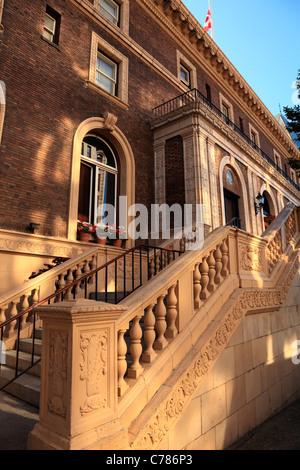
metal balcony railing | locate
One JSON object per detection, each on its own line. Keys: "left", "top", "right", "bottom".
{"left": 153, "top": 88, "right": 300, "bottom": 193}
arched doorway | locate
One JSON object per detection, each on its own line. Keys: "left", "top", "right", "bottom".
{"left": 219, "top": 156, "right": 250, "bottom": 233}
{"left": 222, "top": 165, "right": 244, "bottom": 229}
{"left": 69, "top": 117, "right": 135, "bottom": 244}
{"left": 262, "top": 190, "right": 276, "bottom": 229}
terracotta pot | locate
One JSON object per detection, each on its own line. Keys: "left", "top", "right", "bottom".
{"left": 78, "top": 231, "right": 90, "bottom": 242}
{"left": 112, "top": 239, "right": 122, "bottom": 247}
{"left": 96, "top": 237, "right": 107, "bottom": 245}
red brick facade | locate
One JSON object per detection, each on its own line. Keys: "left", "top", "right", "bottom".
{"left": 0, "top": 0, "right": 299, "bottom": 240}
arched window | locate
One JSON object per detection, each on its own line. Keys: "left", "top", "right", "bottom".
{"left": 78, "top": 135, "right": 118, "bottom": 225}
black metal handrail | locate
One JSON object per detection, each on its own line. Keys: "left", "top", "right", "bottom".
{"left": 153, "top": 88, "right": 300, "bottom": 193}
{"left": 0, "top": 243, "right": 183, "bottom": 387}
{"left": 226, "top": 217, "right": 242, "bottom": 229}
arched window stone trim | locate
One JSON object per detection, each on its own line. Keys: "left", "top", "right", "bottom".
{"left": 69, "top": 116, "right": 135, "bottom": 246}
{"left": 219, "top": 155, "right": 251, "bottom": 233}
{"left": 0, "top": 0, "right": 5, "bottom": 33}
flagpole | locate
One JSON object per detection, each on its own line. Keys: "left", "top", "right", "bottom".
{"left": 209, "top": 0, "right": 215, "bottom": 40}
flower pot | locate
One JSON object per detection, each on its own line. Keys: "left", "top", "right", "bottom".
{"left": 78, "top": 231, "right": 90, "bottom": 242}
{"left": 96, "top": 237, "right": 107, "bottom": 245}
{"left": 112, "top": 239, "right": 122, "bottom": 247}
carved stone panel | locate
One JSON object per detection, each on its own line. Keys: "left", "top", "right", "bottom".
{"left": 48, "top": 329, "right": 68, "bottom": 418}
{"left": 80, "top": 329, "right": 109, "bottom": 415}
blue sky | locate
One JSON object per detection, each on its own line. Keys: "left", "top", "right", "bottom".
{"left": 182, "top": 0, "right": 300, "bottom": 117}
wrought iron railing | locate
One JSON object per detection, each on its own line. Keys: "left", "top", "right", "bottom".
{"left": 153, "top": 88, "right": 300, "bottom": 193}
{"left": 0, "top": 243, "right": 183, "bottom": 388}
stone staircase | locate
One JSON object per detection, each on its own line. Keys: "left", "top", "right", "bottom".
{"left": 0, "top": 328, "right": 42, "bottom": 407}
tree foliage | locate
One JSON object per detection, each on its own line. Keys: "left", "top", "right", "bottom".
{"left": 283, "top": 70, "right": 300, "bottom": 170}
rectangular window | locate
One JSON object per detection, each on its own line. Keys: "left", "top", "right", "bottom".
{"left": 206, "top": 84, "right": 211, "bottom": 103}
{"left": 43, "top": 6, "right": 61, "bottom": 45}
{"left": 96, "top": 52, "right": 117, "bottom": 95}
{"left": 250, "top": 131, "right": 257, "bottom": 147}
{"left": 180, "top": 64, "right": 190, "bottom": 87}
{"left": 239, "top": 117, "right": 244, "bottom": 134}
{"left": 100, "top": 0, "right": 119, "bottom": 25}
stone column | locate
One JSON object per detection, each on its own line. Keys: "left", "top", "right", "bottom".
{"left": 154, "top": 142, "right": 165, "bottom": 206}
{"left": 28, "top": 299, "right": 129, "bottom": 451}
{"left": 207, "top": 138, "right": 219, "bottom": 230}
{"left": 247, "top": 168, "right": 257, "bottom": 236}
{"left": 198, "top": 130, "right": 212, "bottom": 229}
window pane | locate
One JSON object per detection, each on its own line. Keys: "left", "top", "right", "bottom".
{"left": 44, "top": 14, "right": 55, "bottom": 33}
{"left": 96, "top": 71, "right": 115, "bottom": 94}
{"left": 43, "top": 29, "right": 53, "bottom": 42}
{"left": 97, "top": 57, "right": 115, "bottom": 79}
{"left": 100, "top": 0, "right": 118, "bottom": 24}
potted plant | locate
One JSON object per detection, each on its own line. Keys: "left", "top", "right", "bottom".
{"left": 95, "top": 223, "right": 111, "bottom": 245}
{"left": 109, "top": 224, "right": 127, "bottom": 247}
{"left": 77, "top": 220, "right": 94, "bottom": 242}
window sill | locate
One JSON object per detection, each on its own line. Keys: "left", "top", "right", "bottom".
{"left": 41, "top": 35, "right": 60, "bottom": 51}
{"left": 85, "top": 80, "right": 129, "bottom": 110}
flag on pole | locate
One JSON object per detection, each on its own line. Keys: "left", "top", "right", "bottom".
{"left": 204, "top": 9, "right": 212, "bottom": 33}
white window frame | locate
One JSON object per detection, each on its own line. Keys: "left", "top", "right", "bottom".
{"left": 43, "top": 13, "right": 56, "bottom": 42}
{"left": 180, "top": 64, "right": 190, "bottom": 87}
{"left": 99, "top": 0, "right": 119, "bottom": 25}
{"left": 96, "top": 52, "right": 117, "bottom": 96}
{"left": 89, "top": 32, "right": 128, "bottom": 105}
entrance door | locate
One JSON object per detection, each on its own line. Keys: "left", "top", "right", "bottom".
{"left": 224, "top": 189, "right": 241, "bottom": 228}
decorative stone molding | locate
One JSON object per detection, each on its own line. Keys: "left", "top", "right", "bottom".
{"left": 130, "top": 256, "right": 300, "bottom": 450}
{"left": 103, "top": 112, "right": 118, "bottom": 132}
{"left": 0, "top": 230, "right": 84, "bottom": 258}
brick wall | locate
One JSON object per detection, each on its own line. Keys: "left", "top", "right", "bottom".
{"left": 0, "top": 0, "right": 296, "bottom": 239}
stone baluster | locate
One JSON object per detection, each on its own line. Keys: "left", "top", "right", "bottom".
{"left": 117, "top": 328, "right": 129, "bottom": 396}
{"left": 90, "top": 255, "right": 97, "bottom": 285}
{"left": 149, "top": 258, "right": 155, "bottom": 279}
{"left": 200, "top": 256, "right": 209, "bottom": 300}
{"left": 6, "top": 301, "right": 18, "bottom": 338}
{"left": 166, "top": 284, "right": 178, "bottom": 339}
{"left": 64, "top": 269, "right": 74, "bottom": 300}
{"left": 156, "top": 253, "right": 161, "bottom": 274}
{"left": 193, "top": 262, "right": 202, "bottom": 309}
{"left": 75, "top": 264, "right": 83, "bottom": 298}
{"left": 214, "top": 244, "right": 223, "bottom": 285}
{"left": 221, "top": 238, "right": 229, "bottom": 277}
{"left": 20, "top": 294, "right": 30, "bottom": 329}
{"left": 32, "top": 288, "right": 39, "bottom": 304}
{"left": 0, "top": 305, "right": 7, "bottom": 326}
{"left": 207, "top": 250, "right": 216, "bottom": 293}
{"left": 127, "top": 315, "right": 143, "bottom": 379}
{"left": 154, "top": 294, "right": 168, "bottom": 350}
{"left": 142, "top": 304, "right": 156, "bottom": 363}
{"left": 56, "top": 273, "right": 66, "bottom": 302}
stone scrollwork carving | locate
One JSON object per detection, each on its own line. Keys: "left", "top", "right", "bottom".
{"left": 80, "top": 330, "right": 108, "bottom": 415}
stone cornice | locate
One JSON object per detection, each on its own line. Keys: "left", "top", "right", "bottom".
{"left": 142, "top": 0, "right": 300, "bottom": 161}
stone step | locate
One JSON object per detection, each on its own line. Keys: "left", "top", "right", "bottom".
{"left": 19, "top": 338, "right": 42, "bottom": 356}
{"left": 0, "top": 366, "right": 40, "bottom": 408}
{"left": 3, "top": 350, "right": 41, "bottom": 377}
